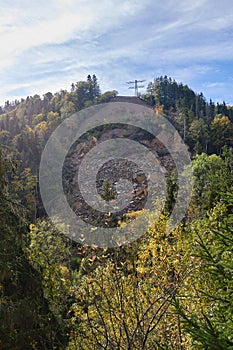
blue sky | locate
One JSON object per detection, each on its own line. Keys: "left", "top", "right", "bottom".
{"left": 1, "top": 0, "right": 233, "bottom": 106}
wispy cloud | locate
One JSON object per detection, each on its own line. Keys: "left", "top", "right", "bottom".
{"left": 1, "top": 0, "right": 233, "bottom": 105}
{"left": 203, "top": 82, "right": 225, "bottom": 88}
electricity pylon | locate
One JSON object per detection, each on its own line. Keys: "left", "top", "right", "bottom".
{"left": 126, "top": 79, "right": 145, "bottom": 96}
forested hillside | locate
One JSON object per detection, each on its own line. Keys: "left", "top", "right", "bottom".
{"left": 0, "top": 75, "right": 232, "bottom": 349}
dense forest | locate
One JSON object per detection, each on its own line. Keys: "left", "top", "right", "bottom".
{"left": 0, "top": 75, "right": 232, "bottom": 349}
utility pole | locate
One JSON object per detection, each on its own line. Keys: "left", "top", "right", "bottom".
{"left": 126, "top": 79, "right": 145, "bottom": 96}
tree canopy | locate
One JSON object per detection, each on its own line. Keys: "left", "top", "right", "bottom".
{"left": 0, "top": 75, "right": 232, "bottom": 349}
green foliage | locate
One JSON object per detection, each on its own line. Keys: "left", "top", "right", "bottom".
{"left": 26, "top": 221, "right": 72, "bottom": 321}
{"left": 143, "top": 76, "right": 233, "bottom": 154}
{"left": 210, "top": 114, "right": 233, "bottom": 153}
{"left": 100, "top": 180, "right": 117, "bottom": 201}
{"left": 164, "top": 170, "right": 178, "bottom": 215}
{"left": 187, "top": 118, "right": 209, "bottom": 154}
{"left": 191, "top": 153, "right": 231, "bottom": 212}
{"left": 96, "top": 90, "right": 118, "bottom": 103}
{"left": 68, "top": 216, "right": 193, "bottom": 349}
{"left": 11, "top": 167, "right": 37, "bottom": 220}
{"left": 1, "top": 75, "right": 233, "bottom": 349}
{"left": 145, "top": 76, "right": 198, "bottom": 112}
{"left": 175, "top": 193, "right": 233, "bottom": 349}
{"left": 0, "top": 147, "right": 67, "bottom": 349}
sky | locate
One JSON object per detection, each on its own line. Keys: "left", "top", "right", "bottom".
{"left": 1, "top": 0, "right": 233, "bottom": 106}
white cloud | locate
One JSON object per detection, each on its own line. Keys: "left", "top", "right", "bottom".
{"left": 1, "top": 0, "right": 233, "bottom": 105}
{"left": 203, "top": 82, "right": 224, "bottom": 88}
{"left": 0, "top": 0, "right": 149, "bottom": 70}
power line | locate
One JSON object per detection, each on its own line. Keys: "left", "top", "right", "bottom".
{"left": 126, "top": 79, "right": 146, "bottom": 96}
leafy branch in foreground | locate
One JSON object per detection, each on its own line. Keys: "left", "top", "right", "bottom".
{"left": 175, "top": 193, "right": 233, "bottom": 349}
